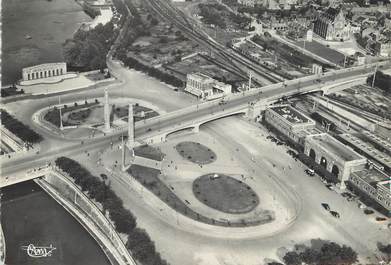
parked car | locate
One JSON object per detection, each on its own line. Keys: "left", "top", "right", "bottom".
{"left": 286, "top": 150, "right": 297, "bottom": 157}
{"left": 330, "top": 211, "right": 340, "bottom": 218}
{"left": 341, "top": 192, "right": 356, "bottom": 201}
{"left": 376, "top": 216, "right": 387, "bottom": 222}
{"left": 325, "top": 184, "right": 333, "bottom": 190}
{"left": 363, "top": 209, "right": 374, "bottom": 215}
{"left": 305, "top": 168, "right": 315, "bottom": 176}
{"left": 321, "top": 203, "right": 330, "bottom": 211}
{"left": 358, "top": 203, "right": 367, "bottom": 209}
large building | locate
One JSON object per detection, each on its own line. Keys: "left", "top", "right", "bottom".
{"left": 264, "top": 105, "right": 318, "bottom": 145}
{"left": 339, "top": 133, "right": 391, "bottom": 172}
{"left": 349, "top": 169, "right": 391, "bottom": 215}
{"left": 22, "top": 62, "right": 67, "bottom": 81}
{"left": 313, "top": 7, "right": 351, "bottom": 41}
{"left": 304, "top": 133, "right": 367, "bottom": 188}
{"left": 185, "top": 73, "right": 231, "bottom": 100}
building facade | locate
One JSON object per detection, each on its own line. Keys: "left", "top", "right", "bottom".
{"left": 349, "top": 169, "right": 391, "bottom": 215}
{"left": 185, "top": 73, "right": 231, "bottom": 100}
{"left": 304, "top": 133, "right": 367, "bottom": 188}
{"left": 264, "top": 105, "right": 317, "bottom": 145}
{"left": 379, "top": 40, "right": 391, "bottom": 57}
{"left": 313, "top": 8, "right": 351, "bottom": 41}
{"left": 22, "top": 62, "right": 67, "bottom": 81}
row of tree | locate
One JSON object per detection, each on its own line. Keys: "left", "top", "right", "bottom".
{"left": 283, "top": 242, "right": 357, "bottom": 265}
{"left": 1, "top": 109, "right": 42, "bottom": 144}
{"left": 55, "top": 157, "right": 168, "bottom": 265}
{"left": 116, "top": 52, "right": 184, "bottom": 87}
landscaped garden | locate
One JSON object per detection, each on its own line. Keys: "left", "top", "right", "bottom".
{"left": 44, "top": 100, "right": 100, "bottom": 127}
{"left": 127, "top": 165, "right": 271, "bottom": 227}
{"left": 43, "top": 100, "right": 159, "bottom": 128}
{"left": 134, "top": 145, "right": 165, "bottom": 161}
{"left": 193, "top": 174, "right": 259, "bottom": 214}
{"left": 175, "top": 141, "right": 217, "bottom": 165}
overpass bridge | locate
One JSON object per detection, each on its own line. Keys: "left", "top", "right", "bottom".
{"left": 2, "top": 60, "right": 390, "bottom": 187}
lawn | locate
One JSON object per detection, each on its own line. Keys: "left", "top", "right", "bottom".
{"left": 43, "top": 101, "right": 99, "bottom": 128}
{"left": 193, "top": 174, "right": 259, "bottom": 214}
{"left": 295, "top": 40, "right": 345, "bottom": 65}
{"left": 134, "top": 145, "right": 165, "bottom": 161}
{"left": 175, "top": 141, "right": 217, "bottom": 165}
{"left": 127, "top": 165, "right": 269, "bottom": 227}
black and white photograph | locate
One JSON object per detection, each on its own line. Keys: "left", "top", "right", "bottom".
{"left": 0, "top": 0, "right": 390, "bottom": 264}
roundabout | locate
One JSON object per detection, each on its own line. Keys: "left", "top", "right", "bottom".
{"left": 193, "top": 173, "right": 259, "bottom": 214}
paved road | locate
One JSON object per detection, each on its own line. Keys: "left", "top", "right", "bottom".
{"left": 2, "top": 61, "right": 390, "bottom": 185}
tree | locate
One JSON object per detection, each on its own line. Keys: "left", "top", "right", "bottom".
{"left": 300, "top": 248, "right": 319, "bottom": 264}
{"left": 283, "top": 251, "right": 302, "bottom": 265}
{"left": 378, "top": 243, "right": 391, "bottom": 260}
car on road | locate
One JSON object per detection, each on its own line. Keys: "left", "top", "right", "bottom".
{"left": 218, "top": 99, "right": 227, "bottom": 105}
{"left": 376, "top": 216, "right": 387, "bottom": 222}
{"left": 305, "top": 168, "right": 315, "bottom": 176}
{"left": 321, "top": 203, "right": 330, "bottom": 211}
{"left": 330, "top": 211, "right": 340, "bottom": 218}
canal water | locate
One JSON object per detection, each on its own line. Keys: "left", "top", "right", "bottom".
{"left": 1, "top": 181, "right": 111, "bottom": 265}
{"left": 1, "top": 0, "right": 91, "bottom": 86}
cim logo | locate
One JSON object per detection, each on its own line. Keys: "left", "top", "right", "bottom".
{"left": 21, "top": 244, "right": 56, "bottom": 258}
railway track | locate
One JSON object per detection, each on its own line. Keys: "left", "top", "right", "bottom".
{"left": 143, "top": 0, "right": 284, "bottom": 85}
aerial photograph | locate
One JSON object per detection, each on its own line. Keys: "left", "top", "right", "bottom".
{"left": 0, "top": 0, "right": 390, "bottom": 264}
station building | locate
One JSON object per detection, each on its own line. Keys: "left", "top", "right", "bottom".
{"left": 185, "top": 73, "right": 231, "bottom": 100}
{"left": 304, "top": 133, "right": 367, "bottom": 188}
{"left": 349, "top": 169, "right": 391, "bottom": 216}
{"left": 22, "top": 62, "right": 67, "bottom": 81}
{"left": 339, "top": 133, "right": 391, "bottom": 172}
{"left": 264, "top": 105, "right": 318, "bottom": 146}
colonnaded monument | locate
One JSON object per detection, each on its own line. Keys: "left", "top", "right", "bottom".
{"left": 22, "top": 62, "right": 67, "bottom": 81}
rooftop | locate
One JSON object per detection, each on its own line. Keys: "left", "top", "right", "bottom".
{"left": 270, "top": 105, "right": 312, "bottom": 125}
{"left": 308, "top": 133, "right": 365, "bottom": 162}
{"left": 340, "top": 133, "right": 391, "bottom": 168}
{"left": 188, "top": 72, "right": 215, "bottom": 83}
{"left": 352, "top": 169, "right": 390, "bottom": 189}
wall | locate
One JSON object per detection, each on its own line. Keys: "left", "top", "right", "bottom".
{"left": 37, "top": 170, "right": 136, "bottom": 265}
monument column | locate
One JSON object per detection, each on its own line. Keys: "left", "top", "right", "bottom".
{"left": 128, "top": 104, "right": 134, "bottom": 147}
{"left": 104, "top": 89, "right": 110, "bottom": 131}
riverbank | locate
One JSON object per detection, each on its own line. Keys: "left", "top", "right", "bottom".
{"left": 35, "top": 170, "right": 136, "bottom": 265}
{"left": 0, "top": 223, "right": 5, "bottom": 264}
{"left": 2, "top": 0, "right": 92, "bottom": 86}
{"left": 1, "top": 181, "right": 111, "bottom": 265}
